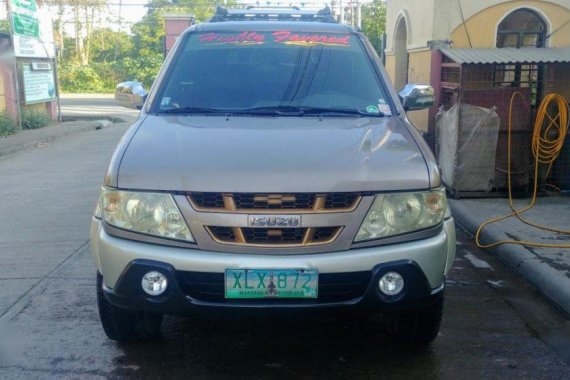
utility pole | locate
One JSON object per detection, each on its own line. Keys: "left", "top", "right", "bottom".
{"left": 340, "top": 0, "right": 344, "bottom": 24}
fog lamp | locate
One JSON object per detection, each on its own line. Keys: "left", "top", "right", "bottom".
{"left": 141, "top": 271, "right": 168, "bottom": 296}
{"left": 378, "top": 272, "right": 404, "bottom": 296}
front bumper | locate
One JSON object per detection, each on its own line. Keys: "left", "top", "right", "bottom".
{"left": 101, "top": 259, "right": 444, "bottom": 316}
{"left": 91, "top": 218, "right": 455, "bottom": 314}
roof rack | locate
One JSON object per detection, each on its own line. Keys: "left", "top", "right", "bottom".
{"left": 209, "top": 6, "right": 337, "bottom": 23}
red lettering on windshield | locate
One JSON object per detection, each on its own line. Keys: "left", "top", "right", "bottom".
{"left": 272, "top": 31, "right": 350, "bottom": 46}
{"left": 197, "top": 31, "right": 350, "bottom": 47}
{"left": 199, "top": 32, "right": 265, "bottom": 45}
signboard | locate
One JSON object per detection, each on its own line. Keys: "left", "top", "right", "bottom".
{"left": 11, "top": 0, "right": 39, "bottom": 38}
{"left": 10, "top": 0, "right": 55, "bottom": 58}
{"left": 22, "top": 62, "right": 56, "bottom": 104}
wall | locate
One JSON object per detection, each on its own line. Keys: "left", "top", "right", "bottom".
{"left": 385, "top": 0, "right": 436, "bottom": 52}
{"left": 385, "top": 0, "right": 437, "bottom": 133}
{"left": 0, "top": 71, "right": 5, "bottom": 112}
{"left": 0, "top": 63, "right": 17, "bottom": 120}
{"left": 164, "top": 14, "right": 194, "bottom": 56}
{"left": 385, "top": 0, "right": 570, "bottom": 134}
{"left": 385, "top": 50, "right": 432, "bottom": 132}
{"left": 406, "top": 50, "right": 433, "bottom": 132}
{"left": 448, "top": 1, "right": 570, "bottom": 48}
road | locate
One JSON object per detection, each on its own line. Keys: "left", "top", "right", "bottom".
{"left": 1, "top": 115, "right": 570, "bottom": 378}
{"left": 60, "top": 94, "right": 140, "bottom": 119}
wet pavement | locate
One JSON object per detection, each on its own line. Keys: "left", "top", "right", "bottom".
{"left": 1, "top": 121, "right": 570, "bottom": 379}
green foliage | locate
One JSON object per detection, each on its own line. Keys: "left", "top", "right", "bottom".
{"left": 59, "top": 62, "right": 105, "bottom": 92}
{"left": 0, "top": 19, "right": 9, "bottom": 33}
{"left": 121, "top": 53, "right": 164, "bottom": 89}
{"left": 21, "top": 110, "right": 50, "bottom": 130}
{"left": 59, "top": 0, "right": 239, "bottom": 93}
{"left": 178, "top": 0, "right": 238, "bottom": 22}
{"left": 131, "top": 0, "right": 169, "bottom": 55}
{"left": 361, "top": 0, "right": 387, "bottom": 56}
{"left": 0, "top": 113, "right": 17, "bottom": 137}
{"left": 90, "top": 28, "right": 133, "bottom": 62}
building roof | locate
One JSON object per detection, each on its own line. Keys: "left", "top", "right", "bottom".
{"left": 440, "top": 47, "right": 570, "bottom": 64}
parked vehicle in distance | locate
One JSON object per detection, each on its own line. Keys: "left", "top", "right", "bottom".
{"left": 92, "top": 6, "right": 455, "bottom": 346}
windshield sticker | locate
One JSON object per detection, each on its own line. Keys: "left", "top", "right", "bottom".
{"left": 198, "top": 32, "right": 265, "bottom": 45}
{"left": 378, "top": 104, "right": 392, "bottom": 116}
{"left": 198, "top": 31, "right": 351, "bottom": 47}
{"left": 366, "top": 105, "right": 380, "bottom": 114}
{"left": 272, "top": 31, "right": 350, "bottom": 46}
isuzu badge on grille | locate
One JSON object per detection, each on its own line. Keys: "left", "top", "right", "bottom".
{"left": 248, "top": 215, "right": 301, "bottom": 228}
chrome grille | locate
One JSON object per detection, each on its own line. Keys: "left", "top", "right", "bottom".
{"left": 206, "top": 226, "right": 342, "bottom": 247}
{"left": 234, "top": 193, "right": 315, "bottom": 210}
{"left": 189, "top": 192, "right": 361, "bottom": 213}
{"left": 190, "top": 192, "right": 225, "bottom": 208}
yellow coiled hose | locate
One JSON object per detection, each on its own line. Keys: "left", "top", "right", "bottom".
{"left": 475, "top": 92, "right": 570, "bottom": 249}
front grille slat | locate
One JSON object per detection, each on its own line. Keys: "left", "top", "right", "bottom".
{"left": 207, "top": 226, "right": 341, "bottom": 247}
{"left": 189, "top": 192, "right": 360, "bottom": 212}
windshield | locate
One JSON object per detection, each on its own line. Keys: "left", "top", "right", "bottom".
{"left": 155, "top": 30, "right": 392, "bottom": 116}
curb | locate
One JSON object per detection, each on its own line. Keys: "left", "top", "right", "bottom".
{"left": 450, "top": 201, "right": 570, "bottom": 316}
{"left": 0, "top": 120, "right": 112, "bottom": 160}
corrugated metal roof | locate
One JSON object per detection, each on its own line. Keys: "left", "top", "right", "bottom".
{"left": 440, "top": 47, "right": 570, "bottom": 64}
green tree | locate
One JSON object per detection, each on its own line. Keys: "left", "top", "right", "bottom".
{"left": 90, "top": 28, "right": 133, "bottom": 62}
{"left": 131, "top": 0, "right": 170, "bottom": 57}
{"left": 177, "top": 0, "right": 238, "bottom": 23}
{"left": 361, "top": 0, "right": 386, "bottom": 56}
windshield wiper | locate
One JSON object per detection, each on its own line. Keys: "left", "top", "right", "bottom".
{"left": 235, "top": 106, "right": 385, "bottom": 117}
{"left": 301, "top": 106, "right": 385, "bottom": 117}
{"left": 159, "top": 106, "right": 229, "bottom": 115}
{"left": 233, "top": 105, "right": 306, "bottom": 116}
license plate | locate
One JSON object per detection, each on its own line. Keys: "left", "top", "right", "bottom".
{"left": 225, "top": 269, "right": 318, "bottom": 299}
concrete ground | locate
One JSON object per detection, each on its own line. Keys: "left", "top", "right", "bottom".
{"left": 0, "top": 93, "right": 136, "bottom": 160}
{"left": 450, "top": 197, "right": 570, "bottom": 315}
{"left": 0, "top": 119, "right": 569, "bottom": 377}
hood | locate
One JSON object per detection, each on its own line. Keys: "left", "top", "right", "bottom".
{"left": 117, "top": 115, "right": 429, "bottom": 192}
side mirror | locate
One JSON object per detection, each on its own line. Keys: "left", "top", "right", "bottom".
{"left": 115, "top": 81, "right": 148, "bottom": 110}
{"left": 398, "top": 84, "right": 435, "bottom": 111}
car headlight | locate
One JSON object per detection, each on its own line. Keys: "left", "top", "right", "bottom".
{"left": 355, "top": 188, "right": 447, "bottom": 242}
{"left": 98, "top": 189, "right": 194, "bottom": 242}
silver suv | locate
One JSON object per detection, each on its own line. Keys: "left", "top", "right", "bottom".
{"left": 92, "top": 7, "right": 455, "bottom": 345}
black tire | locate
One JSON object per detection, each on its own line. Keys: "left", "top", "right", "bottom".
{"left": 383, "top": 293, "right": 444, "bottom": 346}
{"left": 97, "top": 272, "right": 163, "bottom": 342}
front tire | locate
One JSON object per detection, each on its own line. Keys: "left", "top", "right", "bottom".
{"left": 383, "top": 293, "right": 444, "bottom": 346}
{"left": 97, "top": 272, "right": 163, "bottom": 342}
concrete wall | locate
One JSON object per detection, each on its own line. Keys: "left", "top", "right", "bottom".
{"left": 436, "top": 0, "right": 570, "bottom": 45}
{"left": 384, "top": 49, "right": 433, "bottom": 132}
{"left": 406, "top": 50, "right": 433, "bottom": 132}
{"left": 164, "top": 14, "right": 194, "bottom": 56}
{"left": 449, "top": 1, "right": 570, "bottom": 48}
{"left": 385, "top": 0, "right": 435, "bottom": 52}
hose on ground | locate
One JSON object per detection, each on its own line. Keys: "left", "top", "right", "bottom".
{"left": 475, "top": 92, "right": 570, "bottom": 249}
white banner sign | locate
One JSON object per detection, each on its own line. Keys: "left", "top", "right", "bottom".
{"left": 10, "top": 0, "right": 55, "bottom": 58}
{"left": 22, "top": 62, "right": 56, "bottom": 104}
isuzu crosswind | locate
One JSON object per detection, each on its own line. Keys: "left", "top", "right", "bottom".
{"left": 92, "top": 6, "right": 456, "bottom": 345}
